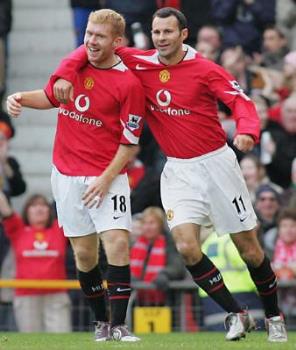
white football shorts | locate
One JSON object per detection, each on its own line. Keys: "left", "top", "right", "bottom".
{"left": 51, "top": 166, "right": 131, "bottom": 237}
{"left": 160, "top": 145, "right": 257, "bottom": 236}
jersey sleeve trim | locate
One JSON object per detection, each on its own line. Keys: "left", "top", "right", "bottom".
{"left": 120, "top": 119, "right": 140, "bottom": 144}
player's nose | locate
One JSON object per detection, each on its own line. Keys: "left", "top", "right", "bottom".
{"left": 158, "top": 32, "right": 166, "bottom": 41}
{"left": 88, "top": 35, "right": 97, "bottom": 45}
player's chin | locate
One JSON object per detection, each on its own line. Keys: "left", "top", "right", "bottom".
{"left": 87, "top": 50, "right": 101, "bottom": 60}
{"left": 87, "top": 55, "right": 101, "bottom": 66}
{"left": 158, "top": 46, "right": 172, "bottom": 57}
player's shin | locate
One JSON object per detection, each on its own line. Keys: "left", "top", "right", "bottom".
{"left": 187, "top": 254, "right": 242, "bottom": 313}
{"left": 246, "top": 255, "right": 280, "bottom": 318}
{"left": 107, "top": 264, "right": 131, "bottom": 327}
{"left": 77, "top": 265, "right": 108, "bottom": 322}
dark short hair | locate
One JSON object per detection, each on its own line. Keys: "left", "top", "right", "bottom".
{"left": 278, "top": 208, "right": 296, "bottom": 225}
{"left": 198, "top": 24, "right": 223, "bottom": 41}
{"left": 264, "top": 25, "right": 286, "bottom": 39}
{"left": 255, "top": 184, "right": 281, "bottom": 202}
{"left": 152, "top": 7, "right": 187, "bottom": 30}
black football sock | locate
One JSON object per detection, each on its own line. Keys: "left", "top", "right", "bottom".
{"left": 187, "top": 254, "right": 242, "bottom": 313}
{"left": 77, "top": 265, "right": 108, "bottom": 322}
{"left": 247, "top": 256, "right": 280, "bottom": 318}
{"left": 107, "top": 264, "right": 131, "bottom": 328}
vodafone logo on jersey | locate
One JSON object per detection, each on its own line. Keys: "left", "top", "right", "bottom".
{"left": 59, "top": 93, "right": 103, "bottom": 128}
{"left": 151, "top": 89, "right": 190, "bottom": 116}
{"left": 75, "top": 94, "right": 90, "bottom": 112}
{"left": 156, "top": 90, "right": 171, "bottom": 107}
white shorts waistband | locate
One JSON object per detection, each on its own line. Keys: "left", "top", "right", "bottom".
{"left": 167, "top": 144, "right": 228, "bottom": 163}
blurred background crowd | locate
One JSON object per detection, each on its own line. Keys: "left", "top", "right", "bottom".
{"left": 0, "top": 0, "right": 295, "bottom": 333}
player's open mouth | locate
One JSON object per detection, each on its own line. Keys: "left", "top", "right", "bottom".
{"left": 88, "top": 47, "right": 100, "bottom": 53}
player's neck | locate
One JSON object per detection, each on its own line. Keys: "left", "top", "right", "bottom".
{"left": 158, "top": 48, "right": 187, "bottom": 66}
{"left": 92, "top": 54, "right": 120, "bottom": 69}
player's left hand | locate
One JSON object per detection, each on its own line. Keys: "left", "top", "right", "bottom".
{"left": 233, "top": 134, "right": 255, "bottom": 153}
{"left": 53, "top": 79, "right": 74, "bottom": 104}
{"left": 82, "top": 175, "right": 112, "bottom": 209}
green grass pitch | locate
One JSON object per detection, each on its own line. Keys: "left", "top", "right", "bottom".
{"left": 0, "top": 332, "right": 295, "bottom": 350}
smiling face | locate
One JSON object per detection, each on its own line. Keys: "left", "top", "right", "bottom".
{"left": 151, "top": 15, "right": 188, "bottom": 64}
{"left": 255, "top": 191, "right": 279, "bottom": 221}
{"left": 84, "top": 21, "right": 121, "bottom": 68}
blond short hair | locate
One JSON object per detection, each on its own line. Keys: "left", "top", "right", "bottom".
{"left": 88, "top": 9, "right": 125, "bottom": 37}
{"left": 142, "top": 207, "right": 166, "bottom": 228}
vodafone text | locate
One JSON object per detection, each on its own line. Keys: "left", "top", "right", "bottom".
{"left": 58, "top": 107, "right": 103, "bottom": 127}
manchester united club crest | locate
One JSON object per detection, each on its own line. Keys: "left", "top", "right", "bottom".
{"left": 159, "top": 69, "right": 170, "bottom": 83}
{"left": 166, "top": 209, "right": 174, "bottom": 221}
{"left": 33, "top": 231, "right": 48, "bottom": 250}
{"left": 84, "top": 77, "right": 94, "bottom": 90}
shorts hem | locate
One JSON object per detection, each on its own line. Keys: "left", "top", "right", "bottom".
{"left": 168, "top": 218, "right": 205, "bottom": 230}
{"left": 216, "top": 223, "right": 257, "bottom": 236}
{"left": 97, "top": 225, "right": 131, "bottom": 234}
{"left": 64, "top": 225, "right": 131, "bottom": 237}
{"left": 63, "top": 229, "right": 98, "bottom": 238}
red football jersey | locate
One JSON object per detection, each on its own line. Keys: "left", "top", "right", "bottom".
{"left": 52, "top": 45, "right": 260, "bottom": 158}
{"left": 45, "top": 60, "right": 145, "bottom": 176}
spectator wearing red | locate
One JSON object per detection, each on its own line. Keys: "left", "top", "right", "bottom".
{"left": 272, "top": 208, "right": 296, "bottom": 315}
{"left": 273, "top": 208, "right": 296, "bottom": 278}
{"left": 0, "top": 192, "right": 71, "bottom": 332}
{"left": 130, "top": 207, "right": 185, "bottom": 305}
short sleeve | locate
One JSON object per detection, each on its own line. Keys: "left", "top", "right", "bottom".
{"left": 119, "top": 74, "right": 145, "bottom": 145}
{"left": 44, "top": 77, "right": 60, "bottom": 108}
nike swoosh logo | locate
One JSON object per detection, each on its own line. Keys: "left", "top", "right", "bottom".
{"left": 269, "top": 280, "right": 277, "bottom": 289}
{"left": 240, "top": 217, "right": 248, "bottom": 222}
{"left": 113, "top": 216, "right": 123, "bottom": 220}
{"left": 116, "top": 287, "right": 131, "bottom": 292}
{"left": 135, "top": 64, "right": 147, "bottom": 70}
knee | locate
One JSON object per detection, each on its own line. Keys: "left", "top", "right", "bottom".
{"left": 112, "top": 236, "right": 129, "bottom": 256}
{"left": 105, "top": 235, "right": 129, "bottom": 265}
{"left": 74, "top": 246, "right": 97, "bottom": 270}
{"left": 239, "top": 246, "right": 264, "bottom": 267}
{"left": 175, "top": 241, "right": 202, "bottom": 264}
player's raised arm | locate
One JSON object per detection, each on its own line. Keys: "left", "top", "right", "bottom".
{"left": 6, "top": 90, "right": 53, "bottom": 118}
{"left": 52, "top": 45, "right": 88, "bottom": 84}
{"left": 51, "top": 45, "right": 146, "bottom": 104}
{"left": 50, "top": 45, "right": 88, "bottom": 103}
{"left": 207, "top": 62, "right": 260, "bottom": 152}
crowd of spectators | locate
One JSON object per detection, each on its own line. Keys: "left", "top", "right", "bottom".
{"left": 0, "top": 0, "right": 295, "bottom": 332}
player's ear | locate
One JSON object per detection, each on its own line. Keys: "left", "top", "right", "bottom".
{"left": 181, "top": 28, "right": 188, "bottom": 42}
{"left": 113, "top": 36, "right": 123, "bottom": 48}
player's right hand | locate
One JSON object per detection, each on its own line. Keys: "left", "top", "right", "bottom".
{"left": 6, "top": 93, "right": 22, "bottom": 118}
{"left": 53, "top": 79, "right": 74, "bottom": 104}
